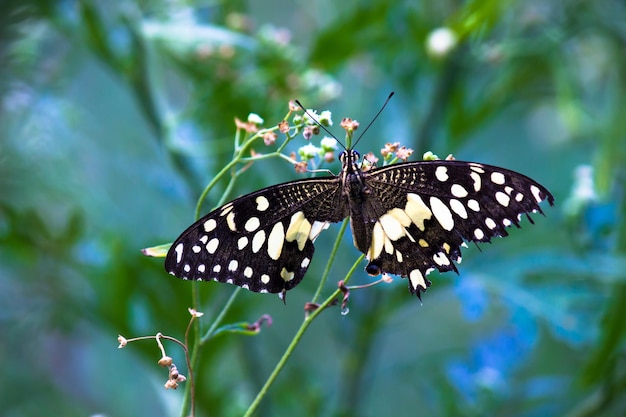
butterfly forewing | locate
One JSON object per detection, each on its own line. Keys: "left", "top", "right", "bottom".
{"left": 165, "top": 176, "right": 347, "bottom": 294}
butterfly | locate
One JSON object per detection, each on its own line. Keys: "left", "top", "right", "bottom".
{"left": 165, "top": 133, "right": 553, "bottom": 299}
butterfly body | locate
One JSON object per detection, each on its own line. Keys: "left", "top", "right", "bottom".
{"left": 165, "top": 149, "right": 553, "bottom": 298}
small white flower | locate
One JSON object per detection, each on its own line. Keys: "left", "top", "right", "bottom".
{"left": 299, "top": 143, "right": 322, "bottom": 160}
{"left": 320, "top": 137, "right": 338, "bottom": 151}
{"left": 247, "top": 113, "right": 264, "bottom": 125}
{"left": 426, "top": 27, "right": 458, "bottom": 58}
{"left": 318, "top": 110, "right": 333, "bottom": 126}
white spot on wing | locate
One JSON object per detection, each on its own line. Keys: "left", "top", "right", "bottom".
{"left": 203, "top": 219, "right": 217, "bottom": 232}
{"left": 409, "top": 269, "right": 426, "bottom": 291}
{"left": 435, "top": 166, "right": 449, "bottom": 182}
{"left": 174, "top": 243, "right": 184, "bottom": 263}
{"left": 470, "top": 172, "right": 482, "bottom": 192}
{"left": 226, "top": 212, "right": 237, "bottom": 231}
{"left": 449, "top": 199, "right": 468, "bottom": 219}
{"left": 467, "top": 199, "right": 480, "bottom": 212}
{"left": 192, "top": 245, "right": 201, "bottom": 253}
{"left": 495, "top": 191, "right": 511, "bottom": 207}
{"left": 206, "top": 238, "right": 219, "bottom": 254}
{"left": 261, "top": 274, "right": 270, "bottom": 284}
{"left": 433, "top": 252, "right": 450, "bottom": 266}
{"left": 244, "top": 217, "right": 261, "bottom": 232}
{"left": 228, "top": 260, "right": 238, "bottom": 271}
{"left": 430, "top": 196, "right": 454, "bottom": 231}
{"left": 405, "top": 193, "right": 432, "bottom": 231}
{"left": 286, "top": 211, "right": 312, "bottom": 251}
{"left": 267, "top": 222, "right": 285, "bottom": 260}
{"left": 368, "top": 222, "right": 385, "bottom": 260}
{"left": 309, "top": 221, "right": 330, "bottom": 241}
{"left": 244, "top": 266, "right": 253, "bottom": 278}
{"left": 530, "top": 185, "right": 542, "bottom": 202}
{"left": 237, "top": 236, "right": 249, "bottom": 250}
{"left": 256, "top": 196, "right": 270, "bottom": 211}
{"left": 252, "top": 230, "right": 266, "bottom": 253}
{"left": 491, "top": 171, "right": 506, "bottom": 185}
{"left": 451, "top": 184, "right": 468, "bottom": 198}
{"left": 301, "top": 257, "right": 310, "bottom": 268}
{"left": 485, "top": 217, "right": 497, "bottom": 229}
{"left": 198, "top": 264, "right": 206, "bottom": 272}
{"left": 474, "top": 228, "right": 485, "bottom": 240}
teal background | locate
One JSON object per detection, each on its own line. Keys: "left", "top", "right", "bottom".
{"left": 1, "top": 1, "right": 625, "bottom": 416}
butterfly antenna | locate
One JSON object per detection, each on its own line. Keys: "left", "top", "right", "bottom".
{"left": 351, "top": 92, "right": 394, "bottom": 149}
{"left": 294, "top": 99, "right": 346, "bottom": 151}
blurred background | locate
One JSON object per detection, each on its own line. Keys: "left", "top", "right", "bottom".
{"left": 1, "top": 1, "right": 625, "bottom": 416}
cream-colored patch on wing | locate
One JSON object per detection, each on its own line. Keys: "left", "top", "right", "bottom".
{"left": 485, "top": 217, "right": 497, "bottom": 230}
{"left": 396, "top": 251, "right": 403, "bottom": 263}
{"left": 220, "top": 204, "right": 233, "bottom": 216}
{"left": 255, "top": 196, "right": 270, "bottom": 211}
{"left": 379, "top": 213, "right": 406, "bottom": 241}
{"left": 430, "top": 196, "right": 454, "bottom": 231}
{"left": 280, "top": 267, "right": 295, "bottom": 282}
{"left": 418, "top": 238, "right": 429, "bottom": 247}
{"left": 261, "top": 274, "right": 270, "bottom": 284}
{"left": 470, "top": 172, "right": 482, "bottom": 192}
{"left": 470, "top": 163, "right": 485, "bottom": 174}
{"left": 285, "top": 211, "right": 312, "bottom": 251}
{"left": 409, "top": 269, "right": 426, "bottom": 291}
{"left": 368, "top": 222, "right": 385, "bottom": 260}
{"left": 252, "top": 230, "right": 266, "bottom": 253}
{"left": 228, "top": 260, "right": 238, "bottom": 271}
{"left": 405, "top": 193, "right": 432, "bottom": 231}
{"left": 384, "top": 236, "right": 394, "bottom": 255}
{"left": 226, "top": 212, "right": 237, "bottom": 231}
{"left": 267, "top": 222, "right": 285, "bottom": 260}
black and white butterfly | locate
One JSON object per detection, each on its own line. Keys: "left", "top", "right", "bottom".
{"left": 165, "top": 134, "right": 554, "bottom": 299}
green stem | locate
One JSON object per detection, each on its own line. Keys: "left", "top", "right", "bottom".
{"left": 312, "top": 219, "right": 349, "bottom": 304}
{"left": 243, "top": 254, "right": 364, "bottom": 417}
{"left": 201, "top": 287, "right": 242, "bottom": 344}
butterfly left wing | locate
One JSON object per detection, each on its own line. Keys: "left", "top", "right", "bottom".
{"left": 356, "top": 160, "right": 554, "bottom": 295}
{"left": 165, "top": 176, "right": 348, "bottom": 296}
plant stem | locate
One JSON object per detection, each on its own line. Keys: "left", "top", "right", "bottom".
{"left": 242, "top": 254, "right": 364, "bottom": 417}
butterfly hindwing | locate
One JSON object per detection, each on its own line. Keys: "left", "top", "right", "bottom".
{"left": 165, "top": 176, "right": 347, "bottom": 294}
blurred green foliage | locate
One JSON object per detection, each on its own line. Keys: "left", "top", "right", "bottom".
{"left": 1, "top": 0, "right": 625, "bottom": 416}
